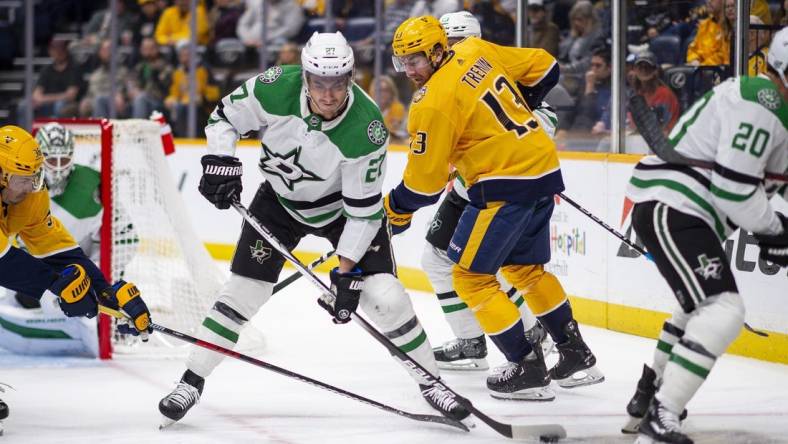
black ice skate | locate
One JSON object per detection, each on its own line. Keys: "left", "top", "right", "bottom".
{"left": 0, "top": 398, "right": 7, "bottom": 436}
{"left": 623, "top": 364, "right": 687, "bottom": 434}
{"left": 549, "top": 320, "right": 604, "bottom": 388}
{"left": 635, "top": 398, "right": 693, "bottom": 444}
{"left": 487, "top": 347, "right": 554, "bottom": 401}
{"left": 420, "top": 383, "right": 472, "bottom": 425}
{"left": 432, "top": 335, "right": 488, "bottom": 371}
{"left": 159, "top": 369, "right": 204, "bottom": 428}
{"left": 525, "top": 321, "right": 555, "bottom": 356}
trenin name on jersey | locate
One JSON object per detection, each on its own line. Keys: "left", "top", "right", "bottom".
{"left": 460, "top": 57, "right": 493, "bottom": 89}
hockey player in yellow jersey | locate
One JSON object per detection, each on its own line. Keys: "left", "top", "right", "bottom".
{"left": 384, "top": 16, "right": 603, "bottom": 400}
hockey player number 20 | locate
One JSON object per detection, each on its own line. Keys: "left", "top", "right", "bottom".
{"left": 731, "top": 122, "right": 770, "bottom": 158}
{"left": 480, "top": 75, "right": 538, "bottom": 139}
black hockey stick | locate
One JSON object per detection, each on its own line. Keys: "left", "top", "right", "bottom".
{"left": 557, "top": 192, "right": 767, "bottom": 337}
{"left": 628, "top": 94, "right": 788, "bottom": 182}
{"left": 273, "top": 250, "right": 336, "bottom": 294}
{"left": 232, "top": 201, "right": 567, "bottom": 442}
{"left": 97, "top": 306, "right": 468, "bottom": 432}
{"left": 558, "top": 192, "right": 653, "bottom": 261}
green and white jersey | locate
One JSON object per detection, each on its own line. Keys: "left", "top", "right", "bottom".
{"left": 206, "top": 65, "right": 388, "bottom": 227}
{"left": 50, "top": 164, "right": 102, "bottom": 261}
{"left": 627, "top": 76, "right": 788, "bottom": 240}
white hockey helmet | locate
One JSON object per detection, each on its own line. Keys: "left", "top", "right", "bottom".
{"left": 35, "top": 122, "right": 75, "bottom": 197}
{"left": 439, "top": 11, "right": 482, "bottom": 40}
{"left": 767, "top": 26, "right": 788, "bottom": 88}
{"left": 301, "top": 31, "right": 355, "bottom": 78}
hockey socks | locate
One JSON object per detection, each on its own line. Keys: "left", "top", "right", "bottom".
{"left": 187, "top": 301, "right": 248, "bottom": 377}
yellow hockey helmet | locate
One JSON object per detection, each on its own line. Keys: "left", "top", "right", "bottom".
{"left": 392, "top": 16, "right": 448, "bottom": 65}
{"left": 0, "top": 125, "right": 44, "bottom": 191}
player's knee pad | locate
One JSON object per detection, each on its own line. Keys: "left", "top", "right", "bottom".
{"left": 421, "top": 245, "right": 454, "bottom": 294}
{"left": 214, "top": 273, "right": 274, "bottom": 321}
{"left": 684, "top": 291, "right": 745, "bottom": 356}
{"left": 452, "top": 266, "right": 520, "bottom": 334}
{"left": 358, "top": 273, "right": 415, "bottom": 331}
{"left": 500, "top": 265, "right": 567, "bottom": 316}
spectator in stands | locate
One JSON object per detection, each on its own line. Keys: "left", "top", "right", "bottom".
{"left": 686, "top": 0, "right": 726, "bottom": 66}
{"left": 164, "top": 41, "right": 220, "bottom": 136}
{"left": 136, "top": 0, "right": 162, "bottom": 44}
{"left": 155, "top": 0, "right": 210, "bottom": 47}
{"left": 276, "top": 42, "right": 301, "bottom": 65}
{"left": 209, "top": 0, "right": 244, "bottom": 44}
{"left": 410, "top": 0, "right": 461, "bottom": 19}
{"left": 369, "top": 75, "right": 406, "bottom": 141}
{"left": 382, "top": 0, "right": 417, "bottom": 46}
{"left": 558, "top": 1, "right": 605, "bottom": 98}
{"left": 127, "top": 37, "right": 172, "bottom": 119}
{"left": 747, "top": 15, "right": 771, "bottom": 76}
{"left": 82, "top": 0, "right": 138, "bottom": 47}
{"left": 79, "top": 40, "right": 128, "bottom": 118}
{"left": 468, "top": 0, "right": 515, "bottom": 45}
{"left": 631, "top": 51, "right": 680, "bottom": 133}
{"left": 572, "top": 47, "right": 611, "bottom": 133}
{"left": 236, "top": 0, "right": 305, "bottom": 48}
{"left": 18, "top": 39, "right": 81, "bottom": 126}
{"left": 526, "top": 0, "right": 560, "bottom": 57}
{"left": 299, "top": 0, "right": 325, "bottom": 17}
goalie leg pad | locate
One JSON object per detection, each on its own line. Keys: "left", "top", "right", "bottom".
{"left": 187, "top": 274, "right": 273, "bottom": 378}
{"left": 658, "top": 291, "right": 744, "bottom": 414}
{"left": 359, "top": 273, "right": 439, "bottom": 379}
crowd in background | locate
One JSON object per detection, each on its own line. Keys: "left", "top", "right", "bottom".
{"left": 1, "top": 0, "right": 786, "bottom": 148}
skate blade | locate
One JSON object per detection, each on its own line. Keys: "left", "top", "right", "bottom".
{"left": 621, "top": 415, "right": 642, "bottom": 434}
{"left": 555, "top": 365, "right": 605, "bottom": 388}
{"left": 489, "top": 386, "right": 555, "bottom": 401}
{"left": 634, "top": 433, "right": 658, "bottom": 444}
{"left": 436, "top": 358, "right": 489, "bottom": 371}
{"left": 159, "top": 416, "right": 177, "bottom": 430}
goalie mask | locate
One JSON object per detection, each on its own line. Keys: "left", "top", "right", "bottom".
{"left": 0, "top": 125, "right": 44, "bottom": 204}
{"left": 301, "top": 31, "right": 355, "bottom": 119}
{"left": 36, "top": 122, "right": 75, "bottom": 197}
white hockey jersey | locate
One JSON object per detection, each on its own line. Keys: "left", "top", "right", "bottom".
{"left": 205, "top": 65, "right": 389, "bottom": 229}
{"left": 627, "top": 75, "right": 788, "bottom": 240}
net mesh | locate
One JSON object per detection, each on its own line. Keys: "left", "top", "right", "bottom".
{"left": 35, "top": 119, "right": 264, "bottom": 358}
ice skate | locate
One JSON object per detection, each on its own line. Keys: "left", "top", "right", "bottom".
{"left": 550, "top": 320, "right": 604, "bottom": 388}
{"left": 0, "top": 398, "right": 7, "bottom": 436}
{"left": 432, "top": 335, "right": 489, "bottom": 371}
{"left": 623, "top": 364, "right": 687, "bottom": 434}
{"left": 159, "top": 370, "right": 204, "bottom": 428}
{"left": 635, "top": 398, "right": 693, "bottom": 444}
{"left": 525, "top": 321, "right": 555, "bottom": 356}
{"left": 487, "top": 346, "right": 554, "bottom": 401}
{"left": 420, "top": 383, "right": 473, "bottom": 426}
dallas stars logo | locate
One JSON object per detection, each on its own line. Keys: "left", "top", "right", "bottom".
{"left": 259, "top": 144, "right": 322, "bottom": 191}
{"left": 694, "top": 254, "right": 723, "bottom": 280}
{"left": 250, "top": 240, "right": 272, "bottom": 264}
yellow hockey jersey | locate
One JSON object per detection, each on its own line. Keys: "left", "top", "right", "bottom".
{"left": 1, "top": 189, "right": 77, "bottom": 257}
{"left": 395, "top": 37, "right": 563, "bottom": 209}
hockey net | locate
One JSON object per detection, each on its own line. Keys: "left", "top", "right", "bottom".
{"left": 32, "top": 118, "right": 264, "bottom": 359}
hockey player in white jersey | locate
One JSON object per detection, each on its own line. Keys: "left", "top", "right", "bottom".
{"left": 158, "top": 31, "right": 470, "bottom": 426}
{"left": 623, "top": 27, "right": 788, "bottom": 444}
{"left": 427, "top": 11, "right": 555, "bottom": 372}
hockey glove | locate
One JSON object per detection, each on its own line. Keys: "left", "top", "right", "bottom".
{"left": 383, "top": 193, "right": 413, "bottom": 235}
{"left": 99, "top": 281, "right": 153, "bottom": 341}
{"left": 50, "top": 264, "right": 98, "bottom": 318}
{"left": 754, "top": 213, "right": 788, "bottom": 267}
{"left": 318, "top": 267, "right": 363, "bottom": 324}
{"left": 199, "top": 155, "right": 243, "bottom": 210}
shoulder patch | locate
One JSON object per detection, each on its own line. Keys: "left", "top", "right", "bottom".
{"left": 412, "top": 86, "right": 427, "bottom": 104}
{"left": 757, "top": 88, "right": 781, "bottom": 110}
{"left": 367, "top": 120, "right": 388, "bottom": 146}
{"left": 258, "top": 66, "right": 283, "bottom": 84}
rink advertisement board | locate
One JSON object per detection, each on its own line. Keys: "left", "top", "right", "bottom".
{"left": 168, "top": 140, "right": 787, "bottom": 362}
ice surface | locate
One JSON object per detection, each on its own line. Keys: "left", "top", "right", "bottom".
{"left": 1, "top": 273, "right": 787, "bottom": 443}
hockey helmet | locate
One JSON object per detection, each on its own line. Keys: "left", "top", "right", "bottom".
{"left": 440, "top": 11, "right": 482, "bottom": 40}
{"left": 36, "top": 122, "right": 75, "bottom": 196}
{"left": 767, "top": 26, "right": 788, "bottom": 88}
{"left": 392, "top": 16, "right": 448, "bottom": 72}
{"left": 0, "top": 125, "right": 44, "bottom": 192}
{"left": 302, "top": 31, "right": 355, "bottom": 78}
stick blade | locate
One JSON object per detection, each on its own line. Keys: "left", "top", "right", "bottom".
{"left": 511, "top": 423, "right": 567, "bottom": 441}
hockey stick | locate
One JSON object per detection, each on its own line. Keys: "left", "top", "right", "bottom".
{"left": 232, "top": 201, "right": 567, "bottom": 442}
{"left": 558, "top": 192, "right": 653, "bottom": 261}
{"left": 97, "top": 305, "right": 468, "bottom": 432}
{"left": 273, "top": 250, "right": 336, "bottom": 294}
{"left": 557, "top": 192, "right": 768, "bottom": 337}
{"left": 628, "top": 94, "right": 788, "bottom": 182}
